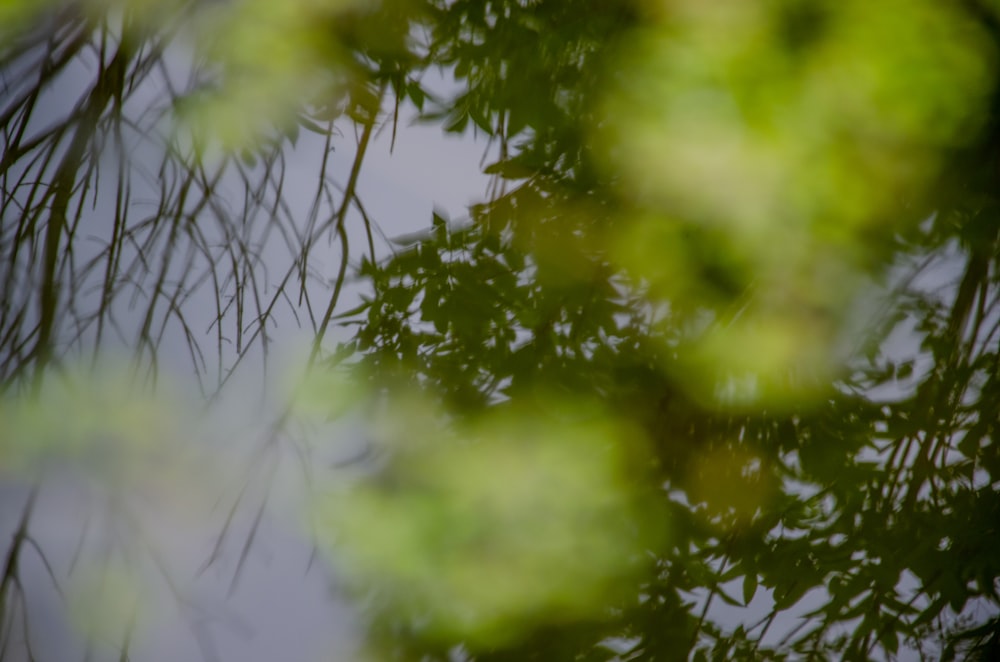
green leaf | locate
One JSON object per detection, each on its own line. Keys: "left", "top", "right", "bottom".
{"left": 743, "top": 573, "right": 758, "bottom": 606}
{"left": 483, "top": 159, "right": 534, "bottom": 179}
{"left": 407, "top": 81, "right": 426, "bottom": 111}
{"left": 773, "top": 581, "right": 807, "bottom": 611}
{"left": 299, "top": 116, "right": 333, "bottom": 136}
{"left": 469, "top": 106, "right": 493, "bottom": 134}
{"left": 958, "top": 429, "right": 982, "bottom": 458}
{"left": 506, "top": 104, "right": 528, "bottom": 136}
{"left": 715, "top": 588, "right": 743, "bottom": 607}
{"left": 879, "top": 628, "right": 899, "bottom": 655}
{"left": 444, "top": 112, "right": 468, "bottom": 133}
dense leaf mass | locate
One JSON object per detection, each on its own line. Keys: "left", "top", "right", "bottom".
{"left": 333, "top": 1, "right": 1000, "bottom": 659}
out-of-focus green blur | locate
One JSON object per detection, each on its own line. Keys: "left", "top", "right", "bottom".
{"left": 1, "top": 0, "right": 358, "bottom": 152}
{"left": 598, "top": 0, "right": 994, "bottom": 406}
{"left": 177, "top": 0, "right": 360, "bottom": 152}
{"left": 0, "top": 363, "right": 180, "bottom": 482}
{"left": 314, "top": 391, "right": 662, "bottom": 647}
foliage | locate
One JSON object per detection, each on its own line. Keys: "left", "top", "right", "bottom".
{"left": 324, "top": 0, "right": 1000, "bottom": 659}
{"left": 3, "top": 0, "right": 1000, "bottom": 661}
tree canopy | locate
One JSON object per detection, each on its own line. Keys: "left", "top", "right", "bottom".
{"left": 3, "top": 0, "right": 1000, "bottom": 660}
